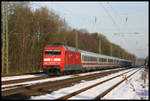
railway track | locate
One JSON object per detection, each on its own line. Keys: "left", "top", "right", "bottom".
{"left": 2, "top": 71, "right": 44, "bottom": 77}
{"left": 2, "top": 76, "right": 49, "bottom": 85}
{"left": 56, "top": 68, "right": 141, "bottom": 100}
{"left": 2, "top": 68, "right": 119, "bottom": 89}
{"left": 2, "top": 68, "right": 133, "bottom": 99}
{"left": 2, "top": 68, "right": 121, "bottom": 85}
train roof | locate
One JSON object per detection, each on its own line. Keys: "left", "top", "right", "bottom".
{"left": 46, "top": 44, "right": 78, "bottom": 52}
{"left": 46, "top": 44, "right": 131, "bottom": 62}
{"left": 46, "top": 43, "right": 65, "bottom": 47}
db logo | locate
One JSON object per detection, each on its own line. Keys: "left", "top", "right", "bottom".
{"left": 76, "top": 55, "right": 79, "bottom": 58}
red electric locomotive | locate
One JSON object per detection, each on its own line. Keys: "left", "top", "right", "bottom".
{"left": 42, "top": 43, "right": 82, "bottom": 74}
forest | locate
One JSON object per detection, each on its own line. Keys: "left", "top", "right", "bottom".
{"left": 2, "top": 2, "right": 136, "bottom": 74}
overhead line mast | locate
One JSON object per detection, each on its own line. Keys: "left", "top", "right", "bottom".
{"left": 2, "top": 2, "right": 6, "bottom": 74}
{"left": 2, "top": 2, "right": 9, "bottom": 74}
{"left": 6, "top": 2, "right": 9, "bottom": 74}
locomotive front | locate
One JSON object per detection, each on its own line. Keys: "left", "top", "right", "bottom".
{"left": 42, "top": 46, "right": 65, "bottom": 74}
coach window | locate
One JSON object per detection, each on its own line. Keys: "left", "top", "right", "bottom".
{"left": 91, "top": 57, "right": 93, "bottom": 61}
{"left": 84, "top": 56, "right": 86, "bottom": 61}
{"left": 102, "top": 58, "right": 104, "bottom": 62}
{"left": 86, "top": 56, "right": 89, "bottom": 61}
{"left": 99, "top": 58, "right": 102, "bottom": 62}
{"left": 82, "top": 55, "right": 84, "bottom": 61}
{"left": 101, "top": 58, "right": 103, "bottom": 62}
{"left": 110, "top": 59, "right": 112, "bottom": 62}
{"left": 105, "top": 58, "right": 108, "bottom": 62}
{"left": 89, "top": 56, "right": 91, "bottom": 61}
{"left": 87, "top": 56, "right": 89, "bottom": 61}
{"left": 101, "top": 58, "right": 104, "bottom": 62}
{"left": 112, "top": 59, "right": 114, "bottom": 63}
{"left": 90, "top": 56, "right": 92, "bottom": 61}
{"left": 118, "top": 60, "right": 120, "bottom": 64}
{"left": 103, "top": 58, "right": 106, "bottom": 62}
{"left": 92, "top": 57, "right": 97, "bottom": 62}
{"left": 84, "top": 56, "right": 87, "bottom": 61}
{"left": 94, "top": 57, "right": 97, "bottom": 61}
{"left": 116, "top": 60, "right": 118, "bottom": 64}
{"left": 103, "top": 58, "right": 105, "bottom": 62}
{"left": 83, "top": 55, "right": 86, "bottom": 61}
{"left": 120, "top": 61, "right": 122, "bottom": 64}
{"left": 88, "top": 57, "right": 90, "bottom": 61}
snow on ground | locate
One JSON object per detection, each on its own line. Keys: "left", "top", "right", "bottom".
{"left": 2, "top": 73, "right": 47, "bottom": 81}
{"left": 68, "top": 70, "right": 137, "bottom": 100}
{"left": 102, "top": 68, "right": 149, "bottom": 100}
{"left": 2, "top": 68, "right": 121, "bottom": 89}
{"left": 30, "top": 68, "right": 138, "bottom": 100}
{"left": 2, "top": 74, "right": 75, "bottom": 89}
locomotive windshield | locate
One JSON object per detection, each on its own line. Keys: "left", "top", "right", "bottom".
{"left": 45, "top": 49, "right": 61, "bottom": 55}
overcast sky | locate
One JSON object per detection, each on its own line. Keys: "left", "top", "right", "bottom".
{"left": 31, "top": 1, "right": 148, "bottom": 59}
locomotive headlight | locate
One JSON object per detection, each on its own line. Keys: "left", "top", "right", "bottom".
{"left": 54, "top": 58, "right": 61, "bottom": 61}
{"left": 44, "top": 62, "right": 47, "bottom": 64}
{"left": 44, "top": 58, "right": 50, "bottom": 61}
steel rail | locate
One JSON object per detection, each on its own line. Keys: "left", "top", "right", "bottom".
{"left": 56, "top": 68, "right": 136, "bottom": 100}
{"left": 94, "top": 68, "right": 141, "bottom": 100}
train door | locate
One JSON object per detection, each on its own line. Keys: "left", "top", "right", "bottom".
{"left": 65, "top": 51, "right": 68, "bottom": 66}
